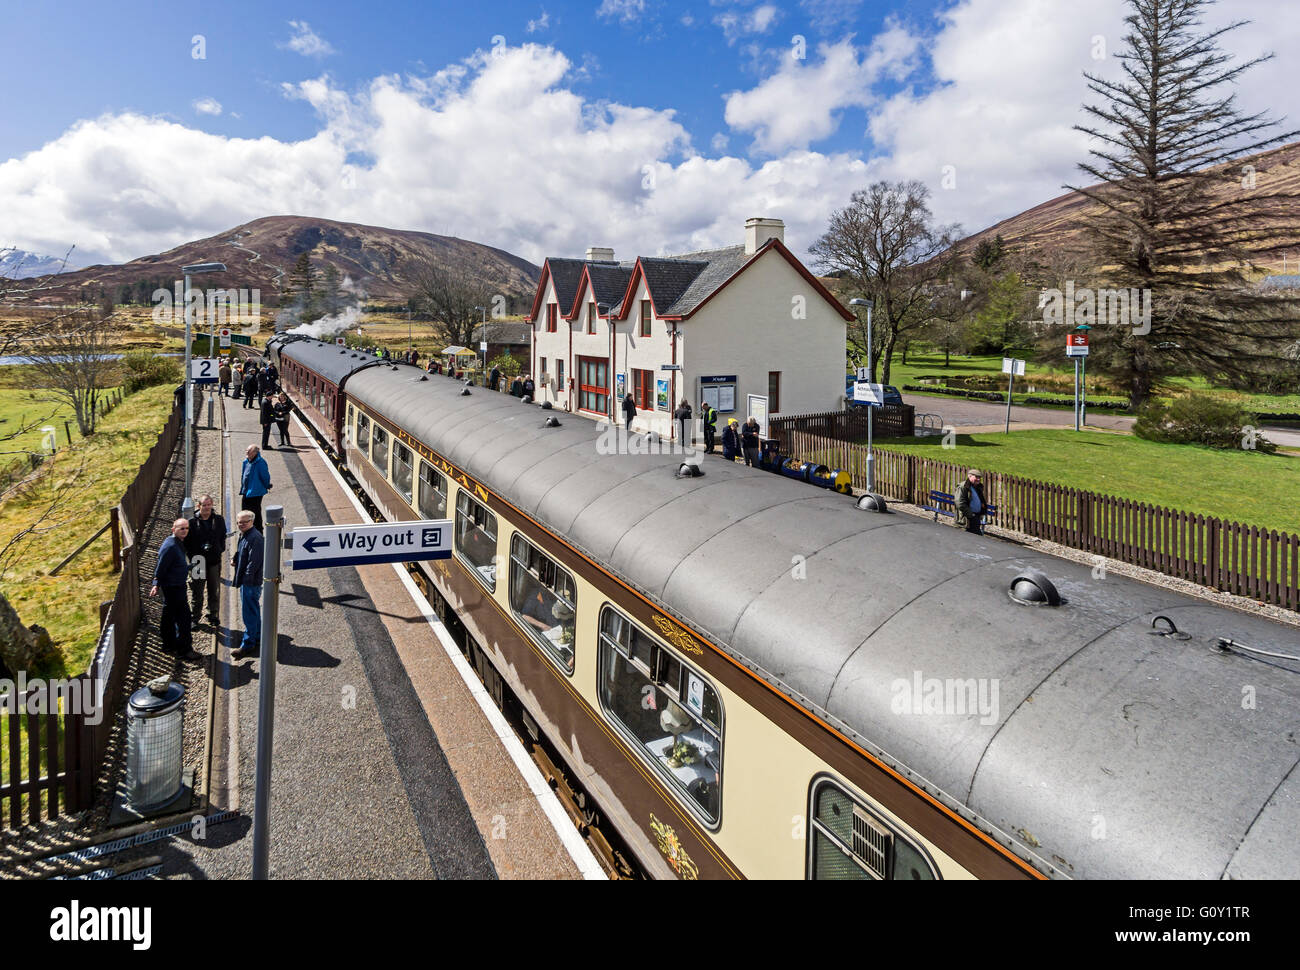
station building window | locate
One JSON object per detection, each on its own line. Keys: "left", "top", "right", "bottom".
{"left": 597, "top": 607, "right": 722, "bottom": 824}
{"left": 807, "top": 777, "right": 938, "bottom": 881}
{"left": 418, "top": 461, "right": 448, "bottom": 520}
{"left": 509, "top": 535, "right": 576, "bottom": 674}
{"left": 392, "top": 442, "right": 413, "bottom": 505}
{"left": 372, "top": 425, "right": 390, "bottom": 476}
{"left": 356, "top": 412, "right": 370, "bottom": 453}
{"left": 454, "top": 491, "right": 498, "bottom": 591}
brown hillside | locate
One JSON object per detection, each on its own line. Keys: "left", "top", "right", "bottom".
{"left": 952, "top": 141, "right": 1300, "bottom": 274}
{"left": 17, "top": 215, "right": 541, "bottom": 306}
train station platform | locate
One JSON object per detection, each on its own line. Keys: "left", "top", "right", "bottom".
{"left": 155, "top": 387, "right": 599, "bottom": 879}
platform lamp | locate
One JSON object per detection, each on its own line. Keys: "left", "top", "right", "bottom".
{"left": 849, "top": 298, "right": 875, "bottom": 492}
{"left": 181, "top": 261, "right": 226, "bottom": 514}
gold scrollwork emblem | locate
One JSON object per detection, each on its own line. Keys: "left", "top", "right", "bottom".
{"left": 649, "top": 813, "right": 699, "bottom": 880}
{"left": 652, "top": 615, "right": 703, "bottom": 656}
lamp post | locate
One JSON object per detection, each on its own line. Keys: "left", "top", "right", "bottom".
{"left": 474, "top": 305, "right": 487, "bottom": 382}
{"left": 181, "top": 262, "right": 226, "bottom": 509}
{"left": 849, "top": 298, "right": 875, "bottom": 492}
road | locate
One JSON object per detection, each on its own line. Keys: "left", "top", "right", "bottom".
{"left": 911, "top": 394, "right": 1300, "bottom": 448}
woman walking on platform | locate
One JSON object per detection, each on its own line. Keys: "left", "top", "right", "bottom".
{"left": 273, "top": 392, "right": 292, "bottom": 448}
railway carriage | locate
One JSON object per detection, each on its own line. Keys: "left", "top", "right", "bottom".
{"left": 278, "top": 342, "right": 1300, "bottom": 880}
{"left": 270, "top": 337, "right": 386, "bottom": 454}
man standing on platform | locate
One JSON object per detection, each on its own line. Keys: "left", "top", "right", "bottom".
{"left": 150, "top": 518, "right": 199, "bottom": 660}
{"left": 242, "top": 365, "right": 258, "bottom": 409}
{"left": 185, "top": 494, "right": 227, "bottom": 627}
{"left": 240, "top": 444, "right": 272, "bottom": 532}
{"left": 231, "top": 510, "right": 263, "bottom": 661}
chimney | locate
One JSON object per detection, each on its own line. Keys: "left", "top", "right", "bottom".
{"left": 745, "top": 217, "right": 784, "bottom": 255}
{"left": 585, "top": 247, "right": 615, "bottom": 262}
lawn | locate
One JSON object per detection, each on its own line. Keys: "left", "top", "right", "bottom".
{"left": 0, "top": 383, "right": 177, "bottom": 680}
{"left": 873, "top": 428, "right": 1300, "bottom": 536}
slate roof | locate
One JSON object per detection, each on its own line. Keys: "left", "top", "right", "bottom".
{"left": 650, "top": 246, "right": 750, "bottom": 317}
{"left": 545, "top": 258, "right": 586, "bottom": 312}
{"left": 583, "top": 262, "right": 635, "bottom": 316}
{"left": 472, "top": 322, "right": 532, "bottom": 345}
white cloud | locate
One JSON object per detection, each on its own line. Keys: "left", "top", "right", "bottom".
{"left": 799, "top": 0, "right": 864, "bottom": 34}
{"left": 862, "top": 0, "right": 1300, "bottom": 237}
{"left": 0, "top": 44, "right": 873, "bottom": 268}
{"left": 283, "top": 20, "right": 336, "bottom": 57}
{"left": 192, "top": 97, "right": 223, "bottom": 116}
{"left": 714, "top": 3, "right": 781, "bottom": 45}
{"left": 724, "top": 28, "right": 922, "bottom": 153}
{"left": 527, "top": 9, "right": 550, "bottom": 33}
{"left": 711, "top": 132, "right": 729, "bottom": 151}
{"left": 596, "top": 0, "right": 646, "bottom": 24}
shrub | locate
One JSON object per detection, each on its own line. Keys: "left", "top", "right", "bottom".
{"left": 121, "top": 350, "right": 181, "bottom": 393}
{"left": 1133, "top": 394, "right": 1277, "bottom": 453}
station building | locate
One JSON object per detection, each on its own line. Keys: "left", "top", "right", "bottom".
{"left": 526, "top": 218, "right": 852, "bottom": 439}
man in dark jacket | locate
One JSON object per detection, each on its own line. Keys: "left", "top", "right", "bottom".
{"left": 489, "top": 365, "right": 501, "bottom": 392}
{"left": 955, "top": 469, "right": 988, "bottom": 534}
{"left": 740, "top": 417, "right": 761, "bottom": 466}
{"left": 700, "top": 400, "right": 718, "bottom": 454}
{"left": 218, "top": 362, "right": 232, "bottom": 397}
{"left": 256, "top": 365, "right": 274, "bottom": 405}
{"left": 242, "top": 366, "right": 258, "bottom": 408}
{"left": 674, "top": 400, "right": 692, "bottom": 446}
{"left": 510, "top": 376, "right": 523, "bottom": 397}
{"left": 150, "top": 518, "right": 198, "bottom": 658}
{"left": 185, "top": 494, "right": 227, "bottom": 627}
{"left": 231, "top": 510, "right": 264, "bottom": 660}
{"left": 622, "top": 393, "right": 636, "bottom": 431}
{"left": 522, "top": 375, "right": 535, "bottom": 399}
{"left": 259, "top": 395, "right": 275, "bottom": 449}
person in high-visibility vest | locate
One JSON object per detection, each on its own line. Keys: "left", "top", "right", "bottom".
{"left": 700, "top": 400, "right": 718, "bottom": 455}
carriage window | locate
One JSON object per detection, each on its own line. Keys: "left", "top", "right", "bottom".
{"left": 418, "top": 461, "right": 447, "bottom": 520}
{"left": 808, "top": 778, "right": 938, "bottom": 881}
{"left": 372, "top": 425, "right": 389, "bottom": 475}
{"left": 509, "top": 535, "right": 576, "bottom": 674}
{"left": 392, "top": 442, "right": 413, "bottom": 504}
{"left": 356, "top": 413, "right": 370, "bottom": 452}
{"left": 597, "top": 607, "right": 721, "bottom": 824}
{"left": 455, "top": 491, "right": 497, "bottom": 591}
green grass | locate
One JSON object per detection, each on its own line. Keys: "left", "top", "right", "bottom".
{"left": 0, "top": 384, "right": 176, "bottom": 680}
{"left": 872, "top": 428, "right": 1300, "bottom": 535}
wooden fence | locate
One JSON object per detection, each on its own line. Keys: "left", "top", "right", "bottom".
{"left": 770, "top": 406, "right": 915, "bottom": 443}
{"left": 773, "top": 427, "right": 1300, "bottom": 612}
{"left": 1, "top": 388, "right": 184, "bottom": 829}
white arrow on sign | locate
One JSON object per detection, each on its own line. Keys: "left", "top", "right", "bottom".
{"left": 290, "top": 520, "right": 453, "bottom": 570}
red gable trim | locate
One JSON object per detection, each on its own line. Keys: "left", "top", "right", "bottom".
{"left": 659, "top": 239, "right": 854, "bottom": 322}
{"left": 565, "top": 266, "right": 595, "bottom": 321}
{"left": 526, "top": 259, "right": 556, "bottom": 324}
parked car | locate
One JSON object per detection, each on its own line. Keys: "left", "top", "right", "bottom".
{"left": 846, "top": 377, "right": 903, "bottom": 408}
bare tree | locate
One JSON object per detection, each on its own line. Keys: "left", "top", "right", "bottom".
{"left": 404, "top": 257, "right": 497, "bottom": 349}
{"left": 810, "top": 181, "right": 960, "bottom": 384}
{"left": 26, "top": 305, "right": 122, "bottom": 436}
{"left": 1069, "top": 0, "right": 1300, "bottom": 408}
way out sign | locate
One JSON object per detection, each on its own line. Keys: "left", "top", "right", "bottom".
{"left": 291, "top": 520, "right": 453, "bottom": 570}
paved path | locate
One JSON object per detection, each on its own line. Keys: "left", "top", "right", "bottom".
{"left": 911, "top": 394, "right": 1300, "bottom": 447}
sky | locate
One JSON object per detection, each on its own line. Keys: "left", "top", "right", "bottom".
{"left": 2, "top": 0, "right": 1298, "bottom": 270}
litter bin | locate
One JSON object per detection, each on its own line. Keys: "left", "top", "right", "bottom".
{"left": 759, "top": 438, "right": 781, "bottom": 471}
{"left": 125, "top": 679, "right": 186, "bottom": 810}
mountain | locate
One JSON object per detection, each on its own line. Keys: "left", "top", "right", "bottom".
{"left": 10, "top": 216, "right": 541, "bottom": 307}
{"left": 0, "top": 248, "right": 74, "bottom": 279}
{"left": 950, "top": 141, "right": 1300, "bottom": 274}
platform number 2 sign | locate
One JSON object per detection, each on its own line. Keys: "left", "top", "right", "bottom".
{"left": 190, "top": 358, "right": 218, "bottom": 383}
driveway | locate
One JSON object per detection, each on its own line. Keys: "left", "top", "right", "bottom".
{"left": 909, "top": 394, "right": 1300, "bottom": 448}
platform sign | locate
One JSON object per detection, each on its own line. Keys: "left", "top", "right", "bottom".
{"left": 219, "top": 328, "right": 232, "bottom": 348}
{"left": 290, "top": 520, "right": 453, "bottom": 570}
{"left": 853, "top": 381, "right": 884, "bottom": 405}
{"left": 336, "top": 336, "right": 346, "bottom": 346}
{"left": 190, "top": 358, "right": 219, "bottom": 383}
{"left": 1066, "top": 333, "right": 1090, "bottom": 357}
{"left": 855, "top": 366, "right": 872, "bottom": 382}
{"left": 1002, "top": 357, "right": 1026, "bottom": 376}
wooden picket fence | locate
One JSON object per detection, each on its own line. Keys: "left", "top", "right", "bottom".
{"left": 772, "top": 426, "right": 1300, "bottom": 612}
{"left": 770, "top": 405, "right": 915, "bottom": 443}
{"left": 1, "top": 388, "right": 185, "bottom": 828}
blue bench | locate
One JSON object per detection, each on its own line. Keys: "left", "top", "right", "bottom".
{"left": 923, "top": 489, "right": 998, "bottom": 525}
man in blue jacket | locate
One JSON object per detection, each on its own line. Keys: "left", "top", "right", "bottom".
{"left": 150, "top": 518, "right": 199, "bottom": 659}
{"left": 231, "top": 510, "right": 264, "bottom": 660}
{"left": 240, "top": 444, "right": 272, "bottom": 532}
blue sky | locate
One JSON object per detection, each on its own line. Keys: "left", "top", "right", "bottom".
{"left": 2, "top": 0, "right": 1294, "bottom": 268}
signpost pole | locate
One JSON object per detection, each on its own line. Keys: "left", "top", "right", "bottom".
{"left": 252, "top": 503, "right": 284, "bottom": 880}
{"left": 183, "top": 274, "right": 192, "bottom": 504}
{"left": 1080, "top": 353, "right": 1087, "bottom": 428}
{"left": 1005, "top": 369, "right": 1014, "bottom": 434}
{"left": 1074, "top": 357, "right": 1080, "bottom": 432}
{"left": 865, "top": 304, "right": 874, "bottom": 492}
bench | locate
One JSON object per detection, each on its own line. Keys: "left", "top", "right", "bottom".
{"left": 923, "top": 489, "right": 998, "bottom": 525}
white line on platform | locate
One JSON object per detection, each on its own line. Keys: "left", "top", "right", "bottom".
{"left": 290, "top": 412, "right": 607, "bottom": 880}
